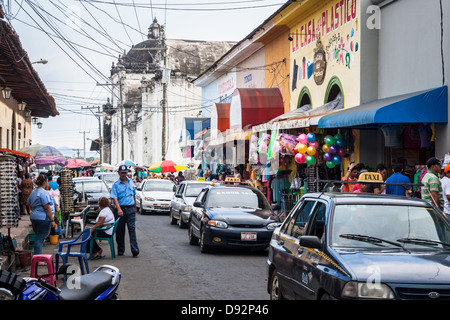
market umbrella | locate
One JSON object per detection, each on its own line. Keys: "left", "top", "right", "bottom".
{"left": 18, "top": 143, "right": 48, "bottom": 157}
{"left": 64, "top": 158, "right": 92, "bottom": 169}
{"left": 98, "top": 163, "right": 115, "bottom": 171}
{"left": 149, "top": 160, "right": 188, "bottom": 173}
{"left": 116, "top": 159, "right": 136, "bottom": 166}
{"left": 34, "top": 146, "right": 68, "bottom": 167}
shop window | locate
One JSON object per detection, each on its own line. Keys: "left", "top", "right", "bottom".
{"left": 324, "top": 76, "right": 344, "bottom": 104}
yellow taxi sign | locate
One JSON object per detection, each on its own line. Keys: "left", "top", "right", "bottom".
{"left": 358, "top": 172, "right": 383, "bottom": 183}
{"left": 225, "top": 177, "right": 241, "bottom": 183}
{"left": 197, "top": 177, "right": 206, "bottom": 181}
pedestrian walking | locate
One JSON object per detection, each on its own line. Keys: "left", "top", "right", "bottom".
{"left": 19, "top": 173, "right": 33, "bottom": 215}
{"left": 421, "top": 157, "right": 444, "bottom": 212}
{"left": 110, "top": 165, "right": 140, "bottom": 257}
{"left": 27, "top": 174, "right": 58, "bottom": 255}
{"left": 385, "top": 163, "right": 411, "bottom": 197}
{"left": 441, "top": 164, "right": 450, "bottom": 219}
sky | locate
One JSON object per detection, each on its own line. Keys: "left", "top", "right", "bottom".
{"left": 3, "top": 0, "right": 286, "bottom": 156}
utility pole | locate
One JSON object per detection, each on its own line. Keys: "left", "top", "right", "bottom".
{"left": 81, "top": 106, "right": 103, "bottom": 163}
{"left": 79, "top": 130, "right": 90, "bottom": 160}
{"left": 161, "top": 38, "right": 168, "bottom": 160}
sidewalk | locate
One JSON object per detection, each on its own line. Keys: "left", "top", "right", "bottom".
{"left": 0, "top": 214, "right": 34, "bottom": 271}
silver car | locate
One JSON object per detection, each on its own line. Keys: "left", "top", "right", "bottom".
{"left": 136, "top": 179, "right": 176, "bottom": 214}
{"left": 170, "top": 180, "right": 212, "bottom": 228}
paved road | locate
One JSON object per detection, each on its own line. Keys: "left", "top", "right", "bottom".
{"left": 84, "top": 213, "right": 270, "bottom": 300}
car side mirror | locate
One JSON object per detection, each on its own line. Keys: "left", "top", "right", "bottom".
{"left": 193, "top": 201, "right": 203, "bottom": 208}
{"left": 300, "top": 235, "right": 322, "bottom": 249}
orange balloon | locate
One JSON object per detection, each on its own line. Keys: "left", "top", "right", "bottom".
{"left": 307, "top": 146, "right": 316, "bottom": 156}
{"left": 322, "top": 144, "right": 330, "bottom": 153}
{"left": 295, "top": 143, "right": 307, "bottom": 154}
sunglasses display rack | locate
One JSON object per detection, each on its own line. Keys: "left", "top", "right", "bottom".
{"left": 59, "top": 169, "right": 74, "bottom": 221}
{"left": 0, "top": 155, "right": 19, "bottom": 229}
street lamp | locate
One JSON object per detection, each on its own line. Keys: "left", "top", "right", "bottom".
{"left": 2, "top": 86, "right": 11, "bottom": 99}
{"left": 32, "top": 59, "right": 48, "bottom": 65}
{"left": 18, "top": 101, "right": 26, "bottom": 111}
{"left": 37, "top": 121, "right": 43, "bottom": 129}
{"left": 32, "top": 117, "right": 38, "bottom": 124}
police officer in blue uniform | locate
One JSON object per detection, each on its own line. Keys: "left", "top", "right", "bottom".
{"left": 110, "top": 165, "right": 139, "bottom": 257}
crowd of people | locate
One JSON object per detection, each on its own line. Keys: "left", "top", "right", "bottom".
{"left": 341, "top": 157, "right": 450, "bottom": 219}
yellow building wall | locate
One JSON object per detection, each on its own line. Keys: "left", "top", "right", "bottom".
{"left": 283, "top": 0, "right": 361, "bottom": 112}
{"left": 261, "top": 26, "right": 291, "bottom": 113}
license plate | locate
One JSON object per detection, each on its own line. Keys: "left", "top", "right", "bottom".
{"left": 241, "top": 232, "right": 257, "bottom": 241}
{"left": 161, "top": 204, "right": 169, "bottom": 208}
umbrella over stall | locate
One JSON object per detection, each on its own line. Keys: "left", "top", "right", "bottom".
{"left": 33, "top": 146, "right": 68, "bottom": 167}
{"left": 64, "top": 158, "right": 92, "bottom": 169}
{"left": 18, "top": 143, "right": 48, "bottom": 157}
{"left": 149, "top": 160, "right": 188, "bottom": 173}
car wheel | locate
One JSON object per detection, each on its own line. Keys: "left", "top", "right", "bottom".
{"left": 269, "top": 270, "right": 283, "bottom": 300}
{"left": 178, "top": 211, "right": 187, "bottom": 228}
{"left": 169, "top": 209, "right": 177, "bottom": 225}
{"left": 188, "top": 223, "right": 199, "bottom": 245}
{"left": 320, "top": 293, "right": 331, "bottom": 300}
{"left": 199, "top": 227, "right": 211, "bottom": 253}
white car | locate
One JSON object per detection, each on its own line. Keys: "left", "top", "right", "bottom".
{"left": 136, "top": 179, "right": 176, "bottom": 214}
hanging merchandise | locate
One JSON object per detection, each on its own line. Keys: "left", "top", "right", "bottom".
{"left": 59, "top": 170, "right": 74, "bottom": 222}
{"left": 248, "top": 134, "right": 259, "bottom": 164}
{"left": 0, "top": 155, "right": 19, "bottom": 229}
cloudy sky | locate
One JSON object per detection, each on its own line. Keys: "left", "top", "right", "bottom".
{"left": 4, "top": 0, "right": 285, "bottom": 154}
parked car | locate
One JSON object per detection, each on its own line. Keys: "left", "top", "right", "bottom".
{"left": 93, "top": 172, "right": 119, "bottom": 191}
{"left": 170, "top": 180, "right": 212, "bottom": 228}
{"left": 188, "top": 179, "right": 280, "bottom": 253}
{"left": 73, "top": 177, "right": 110, "bottom": 213}
{"left": 267, "top": 192, "right": 450, "bottom": 300}
{"left": 136, "top": 179, "right": 176, "bottom": 214}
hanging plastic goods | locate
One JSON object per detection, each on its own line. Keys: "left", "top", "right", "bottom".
{"left": 0, "top": 156, "right": 19, "bottom": 229}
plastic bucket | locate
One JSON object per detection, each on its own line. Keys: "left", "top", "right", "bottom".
{"left": 49, "top": 235, "right": 59, "bottom": 245}
{"left": 18, "top": 251, "right": 32, "bottom": 266}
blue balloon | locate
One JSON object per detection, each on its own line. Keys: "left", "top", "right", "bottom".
{"left": 307, "top": 133, "right": 316, "bottom": 142}
{"left": 332, "top": 155, "right": 342, "bottom": 165}
{"left": 336, "top": 138, "right": 344, "bottom": 148}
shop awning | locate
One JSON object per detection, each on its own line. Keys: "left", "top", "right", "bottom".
{"left": 0, "top": 148, "right": 32, "bottom": 158}
{"left": 252, "top": 93, "right": 343, "bottom": 132}
{"left": 318, "top": 86, "right": 448, "bottom": 128}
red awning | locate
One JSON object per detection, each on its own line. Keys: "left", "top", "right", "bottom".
{"left": 229, "top": 88, "right": 284, "bottom": 130}
{"left": 0, "top": 148, "right": 32, "bottom": 158}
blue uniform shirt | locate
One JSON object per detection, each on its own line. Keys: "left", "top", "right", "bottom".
{"left": 110, "top": 177, "right": 136, "bottom": 206}
{"left": 28, "top": 188, "right": 52, "bottom": 220}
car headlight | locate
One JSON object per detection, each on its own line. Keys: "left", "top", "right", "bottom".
{"left": 144, "top": 197, "right": 155, "bottom": 201}
{"left": 207, "top": 220, "right": 228, "bottom": 229}
{"left": 342, "top": 281, "right": 395, "bottom": 299}
{"left": 183, "top": 205, "right": 190, "bottom": 211}
{"left": 266, "top": 222, "right": 280, "bottom": 230}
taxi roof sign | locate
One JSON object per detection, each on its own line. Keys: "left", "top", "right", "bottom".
{"left": 358, "top": 172, "right": 384, "bottom": 183}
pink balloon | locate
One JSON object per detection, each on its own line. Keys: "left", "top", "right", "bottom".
{"left": 295, "top": 152, "right": 306, "bottom": 164}
{"left": 298, "top": 134, "right": 308, "bottom": 144}
{"left": 309, "top": 141, "right": 319, "bottom": 149}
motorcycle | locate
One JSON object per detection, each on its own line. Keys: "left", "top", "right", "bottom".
{"left": 0, "top": 264, "right": 120, "bottom": 300}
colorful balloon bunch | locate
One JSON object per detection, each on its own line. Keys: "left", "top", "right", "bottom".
{"left": 294, "top": 132, "right": 319, "bottom": 166}
{"left": 322, "top": 134, "right": 345, "bottom": 168}
{"left": 294, "top": 132, "right": 345, "bottom": 167}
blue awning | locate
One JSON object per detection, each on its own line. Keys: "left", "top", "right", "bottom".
{"left": 318, "top": 86, "right": 448, "bottom": 128}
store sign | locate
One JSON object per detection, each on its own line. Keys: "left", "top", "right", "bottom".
{"left": 313, "top": 37, "right": 327, "bottom": 85}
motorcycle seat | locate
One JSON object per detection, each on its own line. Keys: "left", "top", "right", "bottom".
{"left": 58, "top": 271, "right": 112, "bottom": 300}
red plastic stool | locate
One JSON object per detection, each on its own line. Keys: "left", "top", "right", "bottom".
{"left": 30, "top": 254, "right": 56, "bottom": 286}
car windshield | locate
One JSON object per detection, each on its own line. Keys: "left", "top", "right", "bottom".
{"left": 143, "top": 180, "right": 174, "bottom": 192}
{"left": 206, "top": 188, "right": 271, "bottom": 210}
{"left": 185, "top": 184, "right": 210, "bottom": 197}
{"left": 330, "top": 204, "right": 450, "bottom": 250}
{"left": 75, "top": 181, "right": 108, "bottom": 193}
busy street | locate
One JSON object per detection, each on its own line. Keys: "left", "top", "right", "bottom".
{"left": 1, "top": 0, "right": 450, "bottom": 307}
